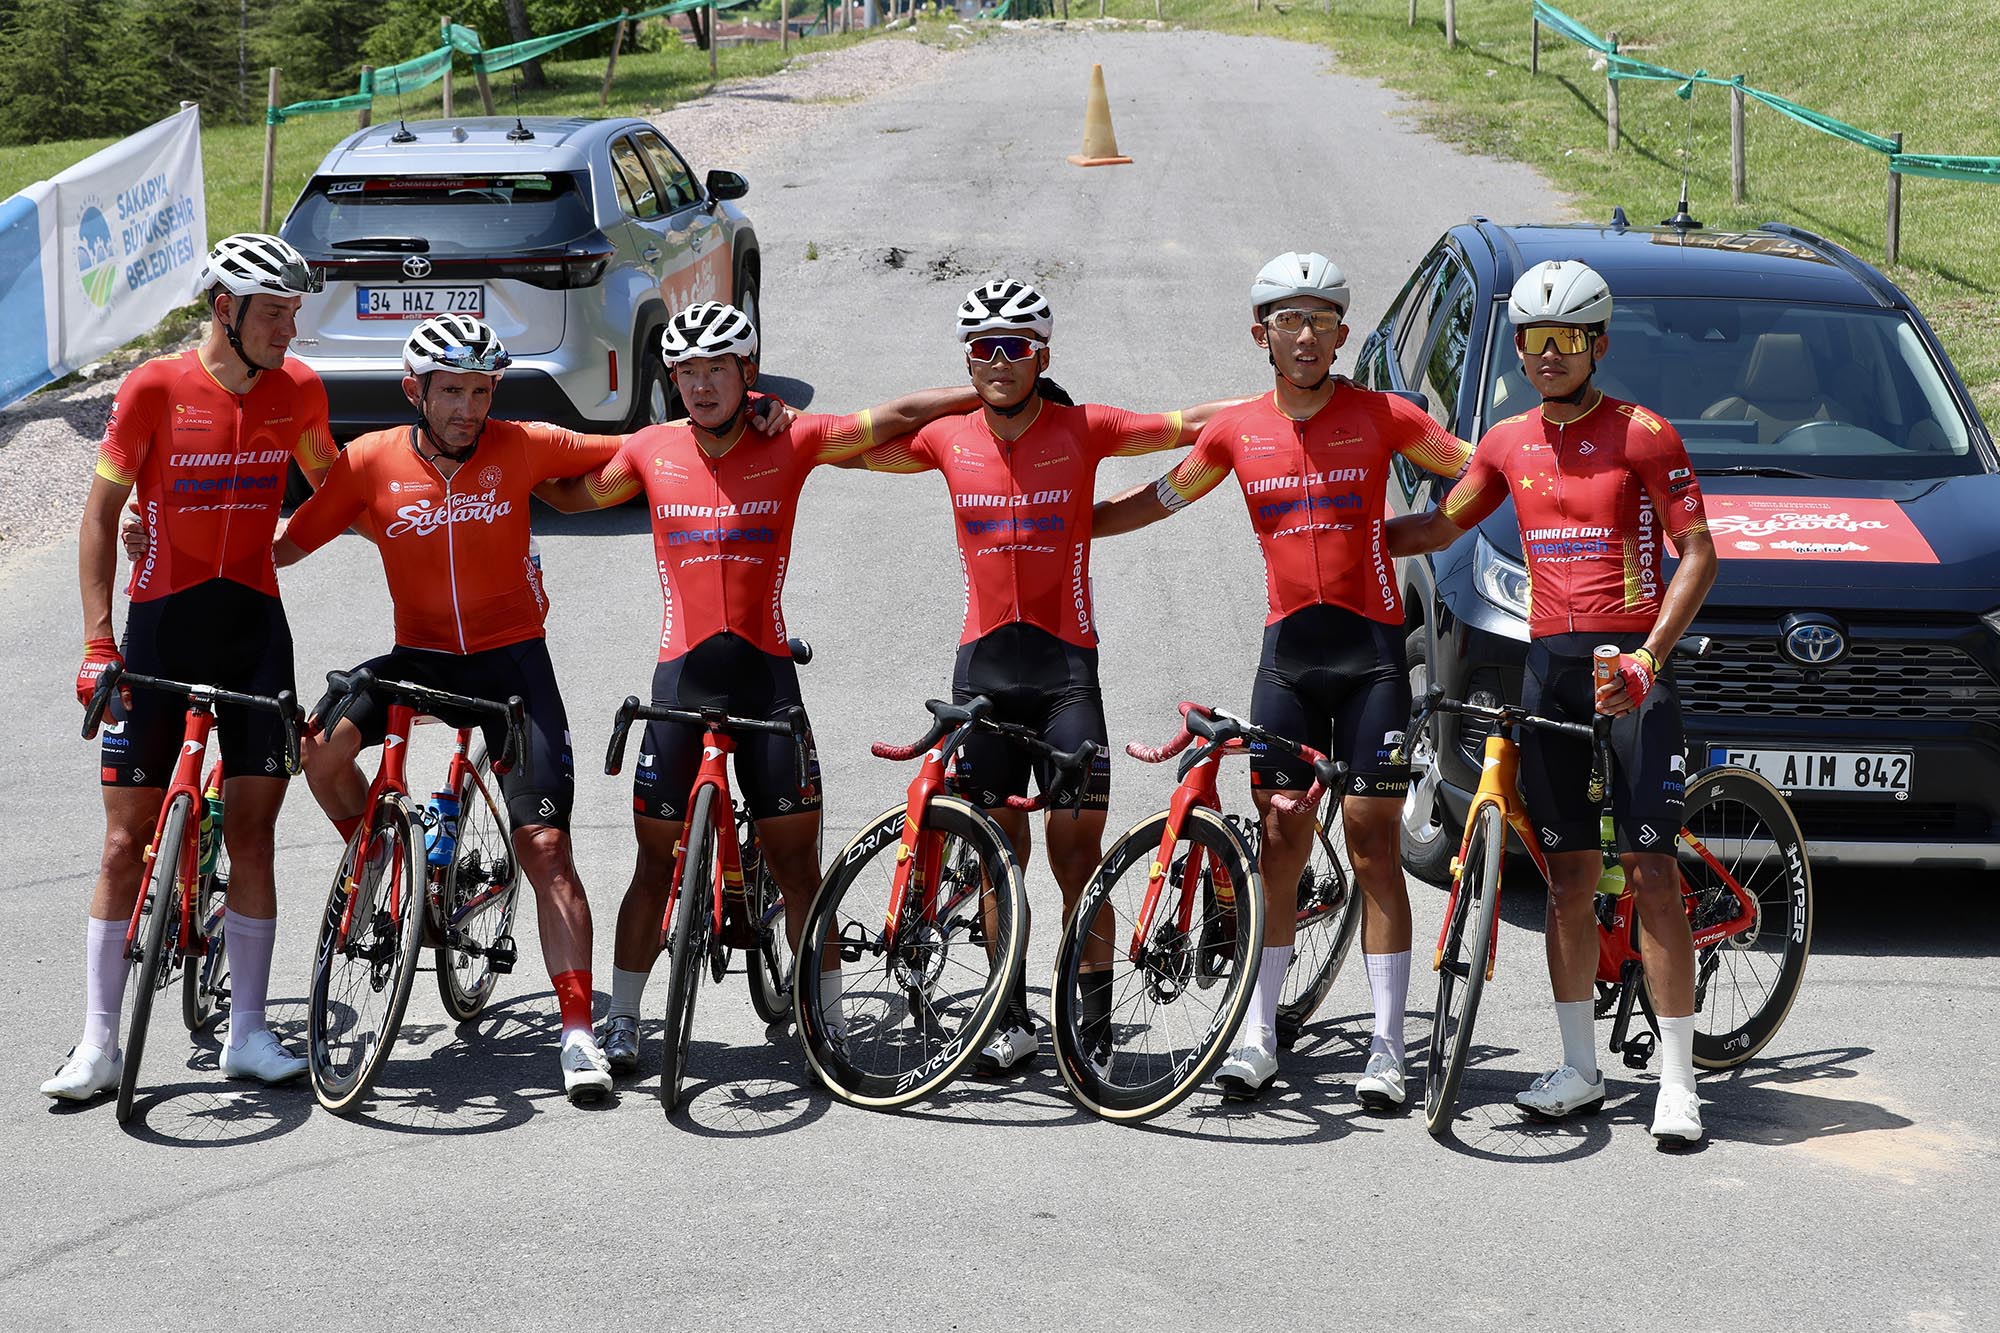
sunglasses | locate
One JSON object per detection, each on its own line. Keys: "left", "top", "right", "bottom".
{"left": 1516, "top": 326, "right": 1597, "bottom": 355}
{"left": 966, "top": 335, "right": 1045, "bottom": 364}
{"left": 1263, "top": 308, "right": 1344, "bottom": 335}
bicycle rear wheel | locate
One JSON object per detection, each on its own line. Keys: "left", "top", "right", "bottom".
{"left": 1424, "top": 800, "right": 1503, "bottom": 1137}
{"left": 308, "top": 802, "right": 424, "bottom": 1115}
{"left": 181, "top": 858, "right": 230, "bottom": 1033}
{"left": 1676, "top": 765, "right": 1813, "bottom": 1069}
{"left": 745, "top": 830, "right": 797, "bottom": 1025}
{"left": 794, "top": 797, "right": 1025, "bottom": 1108}
{"left": 1053, "top": 806, "right": 1265, "bottom": 1122}
{"left": 1276, "top": 806, "right": 1359, "bottom": 1045}
{"left": 660, "top": 787, "right": 717, "bottom": 1113}
{"left": 436, "top": 739, "right": 520, "bottom": 1022}
{"left": 117, "top": 794, "right": 192, "bottom": 1124}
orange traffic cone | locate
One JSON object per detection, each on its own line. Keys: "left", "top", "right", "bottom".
{"left": 1067, "top": 64, "right": 1133, "bottom": 167}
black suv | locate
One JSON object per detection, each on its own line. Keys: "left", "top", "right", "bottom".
{"left": 1358, "top": 215, "right": 2000, "bottom": 877}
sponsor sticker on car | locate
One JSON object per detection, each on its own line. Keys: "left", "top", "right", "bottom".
{"left": 1704, "top": 495, "right": 1938, "bottom": 563}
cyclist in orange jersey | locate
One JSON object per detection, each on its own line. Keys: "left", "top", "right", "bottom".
{"left": 532, "top": 301, "right": 978, "bottom": 1074}
{"left": 1094, "top": 253, "right": 1473, "bottom": 1105}
{"left": 48, "top": 235, "right": 336, "bottom": 1103}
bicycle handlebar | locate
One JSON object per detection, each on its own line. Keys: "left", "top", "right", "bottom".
{"left": 84, "top": 663, "right": 304, "bottom": 775}
{"left": 319, "top": 668, "right": 531, "bottom": 778}
{"left": 1125, "top": 700, "right": 1345, "bottom": 813}
{"left": 871, "top": 697, "right": 990, "bottom": 763}
{"left": 602, "top": 695, "right": 806, "bottom": 778}
{"left": 872, "top": 698, "right": 1100, "bottom": 813}
{"left": 1412, "top": 686, "right": 1598, "bottom": 743}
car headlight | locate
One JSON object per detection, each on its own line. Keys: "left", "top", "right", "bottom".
{"left": 1474, "top": 532, "right": 1532, "bottom": 621}
{"left": 1983, "top": 607, "right": 2000, "bottom": 640}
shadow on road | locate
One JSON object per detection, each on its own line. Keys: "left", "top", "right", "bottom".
{"left": 99, "top": 1008, "right": 316, "bottom": 1146}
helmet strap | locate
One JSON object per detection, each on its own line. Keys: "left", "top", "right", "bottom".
{"left": 1541, "top": 370, "right": 1595, "bottom": 406}
{"left": 1267, "top": 349, "right": 1331, "bottom": 394}
{"left": 220, "top": 292, "right": 275, "bottom": 378}
{"left": 413, "top": 377, "right": 484, "bottom": 464}
{"left": 989, "top": 385, "right": 1039, "bottom": 418}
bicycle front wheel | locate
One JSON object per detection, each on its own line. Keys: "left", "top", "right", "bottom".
{"left": 1677, "top": 765, "right": 1813, "bottom": 1069}
{"left": 1424, "top": 799, "right": 1503, "bottom": 1137}
{"left": 181, "top": 858, "right": 230, "bottom": 1033}
{"left": 308, "top": 802, "right": 424, "bottom": 1115}
{"left": 1276, "top": 805, "right": 1359, "bottom": 1045}
{"left": 745, "top": 834, "right": 797, "bottom": 1025}
{"left": 660, "top": 787, "right": 717, "bottom": 1113}
{"left": 117, "top": 794, "right": 193, "bottom": 1124}
{"left": 436, "top": 739, "right": 520, "bottom": 1022}
{"left": 1053, "top": 805, "right": 1265, "bottom": 1123}
{"left": 794, "top": 797, "right": 1026, "bottom": 1108}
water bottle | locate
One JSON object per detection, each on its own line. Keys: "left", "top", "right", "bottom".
{"left": 737, "top": 828, "right": 762, "bottom": 897}
{"left": 426, "top": 789, "right": 461, "bottom": 869}
{"left": 528, "top": 536, "right": 543, "bottom": 573}
{"left": 198, "top": 780, "right": 225, "bottom": 881}
{"left": 1594, "top": 814, "right": 1626, "bottom": 899}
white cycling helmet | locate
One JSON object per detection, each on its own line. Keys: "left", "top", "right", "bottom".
{"left": 662, "top": 301, "right": 758, "bottom": 364}
{"left": 1251, "top": 252, "right": 1350, "bottom": 318}
{"left": 403, "top": 314, "right": 511, "bottom": 377}
{"left": 196, "top": 233, "right": 321, "bottom": 300}
{"left": 1509, "top": 260, "right": 1614, "bottom": 327}
{"left": 957, "top": 279, "right": 1053, "bottom": 341}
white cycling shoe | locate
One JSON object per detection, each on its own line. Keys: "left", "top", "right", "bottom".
{"left": 1514, "top": 1064, "right": 1607, "bottom": 1120}
{"left": 1650, "top": 1087, "right": 1705, "bottom": 1144}
{"left": 40, "top": 1044, "right": 122, "bottom": 1101}
{"left": 220, "top": 1029, "right": 308, "bottom": 1084}
{"left": 1213, "top": 1038, "right": 1278, "bottom": 1099}
{"left": 974, "top": 1022, "right": 1039, "bottom": 1074}
{"left": 1356, "top": 1051, "right": 1407, "bottom": 1110}
{"left": 561, "top": 1031, "right": 614, "bottom": 1104}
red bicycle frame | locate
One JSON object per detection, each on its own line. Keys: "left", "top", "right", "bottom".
{"left": 658, "top": 729, "right": 751, "bottom": 948}
{"left": 126, "top": 716, "right": 221, "bottom": 963}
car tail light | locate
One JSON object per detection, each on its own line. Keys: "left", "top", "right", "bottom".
{"left": 497, "top": 254, "right": 610, "bottom": 290}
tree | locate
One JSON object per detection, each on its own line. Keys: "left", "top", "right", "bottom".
{"left": 249, "top": 0, "right": 383, "bottom": 102}
{"left": 0, "top": 0, "right": 155, "bottom": 144}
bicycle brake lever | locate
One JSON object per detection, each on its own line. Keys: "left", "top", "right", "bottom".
{"left": 277, "top": 689, "right": 303, "bottom": 776}
{"left": 604, "top": 696, "right": 641, "bottom": 776}
{"left": 502, "top": 695, "right": 530, "bottom": 783}
{"left": 81, "top": 663, "right": 122, "bottom": 740}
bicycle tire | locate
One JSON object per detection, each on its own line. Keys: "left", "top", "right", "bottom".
{"left": 1053, "top": 805, "right": 1266, "bottom": 1123}
{"left": 1424, "top": 799, "right": 1503, "bottom": 1137}
{"left": 794, "top": 796, "right": 1026, "bottom": 1109}
{"left": 181, "top": 861, "right": 230, "bottom": 1033}
{"left": 436, "top": 739, "right": 520, "bottom": 1022}
{"left": 745, "top": 833, "right": 795, "bottom": 1025}
{"left": 1276, "top": 806, "right": 1360, "bottom": 1043}
{"left": 660, "top": 786, "right": 716, "bottom": 1113}
{"left": 1676, "top": 765, "right": 1813, "bottom": 1069}
{"left": 308, "top": 802, "right": 425, "bottom": 1115}
{"left": 116, "top": 794, "right": 192, "bottom": 1124}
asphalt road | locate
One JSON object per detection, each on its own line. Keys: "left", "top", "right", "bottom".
{"left": 3, "top": 28, "right": 1993, "bottom": 1332}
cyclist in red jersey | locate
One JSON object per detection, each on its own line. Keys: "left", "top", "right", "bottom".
{"left": 1390, "top": 260, "right": 1718, "bottom": 1142}
{"left": 1094, "top": 252, "right": 1473, "bottom": 1104}
{"left": 533, "top": 301, "right": 977, "bottom": 1074}
{"left": 47, "top": 235, "right": 336, "bottom": 1102}
{"left": 856, "top": 279, "right": 1240, "bottom": 1074}
{"left": 274, "top": 315, "right": 630, "bottom": 1102}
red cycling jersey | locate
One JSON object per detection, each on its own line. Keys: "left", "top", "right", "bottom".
{"left": 283, "top": 420, "right": 621, "bottom": 654}
{"left": 582, "top": 411, "right": 878, "bottom": 660}
{"left": 863, "top": 402, "right": 1187, "bottom": 648}
{"left": 1160, "top": 387, "right": 1470, "bottom": 625}
{"left": 1441, "top": 392, "right": 1709, "bottom": 637}
{"left": 95, "top": 351, "right": 335, "bottom": 602}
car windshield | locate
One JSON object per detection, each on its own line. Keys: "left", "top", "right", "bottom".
{"left": 1482, "top": 297, "right": 1984, "bottom": 479}
{"left": 284, "top": 173, "right": 595, "bottom": 256}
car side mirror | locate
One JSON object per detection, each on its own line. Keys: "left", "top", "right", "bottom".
{"left": 1389, "top": 388, "right": 1430, "bottom": 414}
{"left": 705, "top": 170, "right": 748, "bottom": 202}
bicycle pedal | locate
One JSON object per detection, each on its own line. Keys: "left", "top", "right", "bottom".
{"left": 1621, "top": 1031, "right": 1656, "bottom": 1071}
{"left": 487, "top": 935, "right": 517, "bottom": 974}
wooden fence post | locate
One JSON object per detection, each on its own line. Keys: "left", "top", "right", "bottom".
{"left": 260, "top": 67, "right": 280, "bottom": 231}
{"left": 782, "top": 0, "right": 791, "bottom": 51}
{"left": 1445, "top": 0, "right": 1455, "bottom": 46}
{"left": 441, "top": 16, "right": 455, "bottom": 117}
{"left": 600, "top": 17, "right": 626, "bottom": 106}
{"left": 1888, "top": 131, "right": 1904, "bottom": 264}
{"left": 709, "top": 4, "right": 718, "bottom": 76}
{"left": 1605, "top": 32, "right": 1620, "bottom": 153}
{"left": 357, "top": 65, "right": 374, "bottom": 126}
{"left": 1408, "top": 0, "right": 1417, "bottom": 27}
{"left": 1730, "top": 79, "right": 1746, "bottom": 203}
{"left": 1530, "top": 17, "right": 1539, "bottom": 75}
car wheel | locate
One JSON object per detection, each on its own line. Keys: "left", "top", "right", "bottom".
{"left": 630, "top": 339, "right": 676, "bottom": 429}
{"left": 1401, "top": 623, "right": 1461, "bottom": 885}
{"left": 736, "top": 264, "right": 760, "bottom": 344}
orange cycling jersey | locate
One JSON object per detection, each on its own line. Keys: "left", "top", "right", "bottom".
{"left": 95, "top": 351, "right": 335, "bottom": 601}
{"left": 1440, "top": 392, "right": 1709, "bottom": 637}
{"left": 283, "top": 420, "right": 621, "bottom": 654}
{"left": 863, "top": 402, "right": 1187, "bottom": 648}
{"left": 582, "top": 411, "right": 877, "bottom": 659}
{"left": 1161, "top": 388, "right": 1470, "bottom": 625}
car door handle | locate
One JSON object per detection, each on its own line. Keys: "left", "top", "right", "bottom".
{"left": 642, "top": 246, "right": 661, "bottom": 263}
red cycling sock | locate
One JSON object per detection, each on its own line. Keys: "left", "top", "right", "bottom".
{"left": 551, "top": 969, "right": 593, "bottom": 1037}
{"left": 333, "top": 814, "right": 362, "bottom": 842}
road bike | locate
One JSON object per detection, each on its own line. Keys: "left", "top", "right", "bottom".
{"left": 1416, "top": 645, "right": 1813, "bottom": 1137}
{"left": 1051, "top": 701, "right": 1352, "bottom": 1122}
{"left": 794, "top": 696, "right": 1097, "bottom": 1109}
{"left": 305, "top": 669, "right": 526, "bottom": 1115}
{"left": 82, "top": 665, "right": 301, "bottom": 1123}
{"left": 603, "top": 641, "right": 818, "bottom": 1113}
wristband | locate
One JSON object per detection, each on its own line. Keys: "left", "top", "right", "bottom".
{"left": 1633, "top": 647, "right": 1659, "bottom": 674}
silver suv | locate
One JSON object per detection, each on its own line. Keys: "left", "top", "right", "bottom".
{"left": 280, "top": 115, "right": 759, "bottom": 437}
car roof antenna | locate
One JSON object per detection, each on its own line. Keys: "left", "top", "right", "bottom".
{"left": 1661, "top": 75, "right": 1703, "bottom": 230}
{"left": 390, "top": 119, "right": 417, "bottom": 144}
{"left": 507, "top": 117, "right": 535, "bottom": 141}
{"left": 1609, "top": 206, "right": 1629, "bottom": 230}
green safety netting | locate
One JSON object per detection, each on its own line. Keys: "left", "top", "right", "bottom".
{"left": 1531, "top": 1, "right": 1615, "bottom": 55}
{"left": 267, "top": 89, "right": 371, "bottom": 123}
{"left": 475, "top": 14, "right": 621, "bottom": 73}
{"left": 443, "top": 22, "right": 484, "bottom": 54}
{"left": 373, "top": 44, "right": 456, "bottom": 98}
{"left": 1737, "top": 84, "right": 1898, "bottom": 155}
{"left": 1892, "top": 154, "right": 2000, "bottom": 184}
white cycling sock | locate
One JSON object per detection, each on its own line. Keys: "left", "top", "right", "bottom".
{"left": 225, "top": 910, "right": 277, "bottom": 1048}
{"left": 1656, "top": 1014, "right": 1697, "bottom": 1099}
{"left": 609, "top": 966, "right": 650, "bottom": 1021}
{"left": 1247, "top": 945, "right": 1291, "bottom": 1044}
{"left": 82, "top": 916, "right": 127, "bottom": 1055}
{"left": 1556, "top": 999, "right": 1598, "bottom": 1082}
{"left": 1365, "top": 950, "right": 1410, "bottom": 1064}
{"left": 819, "top": 968, "right": 845, "bottom": 1034}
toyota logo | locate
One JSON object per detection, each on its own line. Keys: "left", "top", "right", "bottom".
{"left": 1779, "top": 612, "right": 1847, "bottom": 665}
{"left": 402, "top": 255, "right": 432, "bottom": 278}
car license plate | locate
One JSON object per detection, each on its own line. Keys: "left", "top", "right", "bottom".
{"left": 356, "top": 286, "right": 484, "bottom": 320}
{"left": 1706, "top": 746, "right": 1912, "bottom": 798}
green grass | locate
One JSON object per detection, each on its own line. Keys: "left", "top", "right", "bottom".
{"left": 1084, "top": 0, "right": 2000, "bottom": 424}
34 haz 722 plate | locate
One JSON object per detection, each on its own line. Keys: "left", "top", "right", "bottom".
{"left": 1706, "top": 746, "right": 1911, "bottom": 799}
{"left": 356, "top": 286, "right": 484, "bottom": 320}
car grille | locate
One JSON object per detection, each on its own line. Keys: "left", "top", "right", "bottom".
{"left": 1679, "top": 637, "right": 2000, "bottom": 722}
{"left": 1787, "top": 802, "right": 1971, "bottom": 840}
